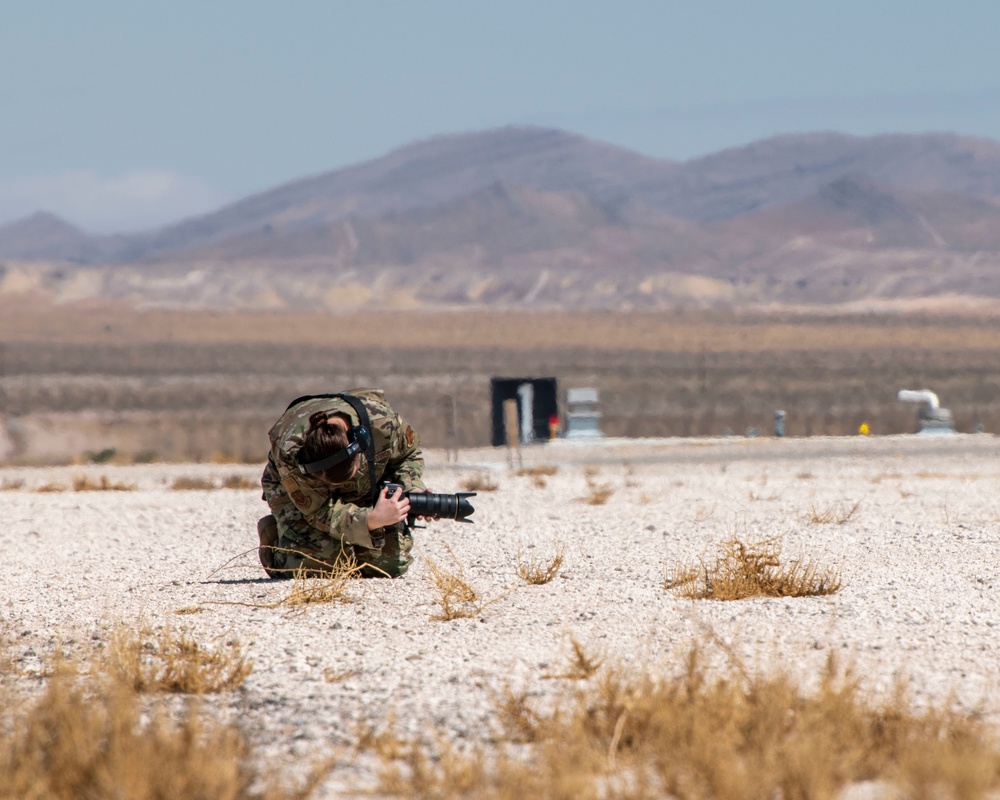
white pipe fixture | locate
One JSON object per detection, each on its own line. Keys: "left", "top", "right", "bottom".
{"left": 897, "top": 389, "right": 940, "bottom": 409}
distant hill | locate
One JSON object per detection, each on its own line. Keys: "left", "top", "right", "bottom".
{"left": 0, "top": 212, "right": 123, "bottom": 262}
{"left": 3, "top": 126, "right": 1000, "bottom": 311}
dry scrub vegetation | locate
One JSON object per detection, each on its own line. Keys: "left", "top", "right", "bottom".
{"left": 107, "top": 624, "right": 252, "bottom": 694}
{"left": 168, "top": 474, "right": 258, "bottom": 491}
{"left": 0, "top": 625, "right": 326, "bottom": 799}
{"left": 369, "top": 647, "right": 1000, "bottom": 799}
{"left": 579, "top": 468, "right": 615, "bottom": 505}
{"left": 3, "top": 633, "right": 1000, "bottom": 798}
{"left": 426, "top": 553, "right": 506, "bottom": 621}
{"left": 665, "top": 535, "right": 842, "bottom": 600}
{"left": 515, "top": 464, "right": 558, "bottom": 488}
{"left": 808, "top": 500, "right": 863, "bottom": 525}
{"left": 541, "top": 637, "right": 603, "bottom": 681}
{"left": 16, "top": 475, "right": 137, "bottom": 492}
{"left": 516, "top": 544, "right": 565, "bottom": 585}
{"left": 73, "top": 474, "right": 136, "bottom": 491}
{"left": 460, "top": 473, "right": 499, "bottom": 492}
{"left": 280, "top": 559, "right": 361, "bottom": 607}
{"left": 0, "top": 662, "right": 332, "bottom": 800}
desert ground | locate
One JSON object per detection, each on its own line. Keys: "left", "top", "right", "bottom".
{"left": 2, "top": 432, "right": 999, "bottom": 794}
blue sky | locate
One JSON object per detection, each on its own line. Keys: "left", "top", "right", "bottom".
{"left": 3, "top": 1, "right": 1000, "bottom": 233}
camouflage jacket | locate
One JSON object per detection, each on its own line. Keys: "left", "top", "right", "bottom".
{"left": 262, "top": 388, "right": 425, "bottom": 549}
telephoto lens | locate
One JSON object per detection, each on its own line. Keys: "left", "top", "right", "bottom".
{"left": 408, "top": 491, "right": 477, "bottom": 522}
{"left": 383, "top": 483, "right": 477, "bottom": 523}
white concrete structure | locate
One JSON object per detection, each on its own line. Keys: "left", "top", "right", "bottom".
{"left": 565, "top": 387, "right": 603, "bottom": 439}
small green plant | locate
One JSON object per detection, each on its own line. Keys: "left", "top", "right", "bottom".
{"left": 86, "top": 447, "right": 117, "bottom": 464}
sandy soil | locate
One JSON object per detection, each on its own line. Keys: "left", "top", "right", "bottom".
{"left": 2, "top": 434, "right": 999, "bottom": 790}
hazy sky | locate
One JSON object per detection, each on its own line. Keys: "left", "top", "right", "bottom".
{"left": 4, "top": 1, "right": 1000, "bottom": 233}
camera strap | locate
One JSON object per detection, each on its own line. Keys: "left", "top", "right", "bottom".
{"left": 286, "top": 392, "right": 378, "bottom": 508}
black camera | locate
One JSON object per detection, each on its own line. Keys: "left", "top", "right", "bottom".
{"left": 382, "top": 483, "right": 477, "bottom": 525}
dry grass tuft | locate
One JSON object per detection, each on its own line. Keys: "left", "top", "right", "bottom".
{"left": 170, "top": 475, "right": 217, "bottom": 491}
{"left": 35, "top": 482, "right": 68, "bottom": 493}
{"left": 0, "top": 668, "right": 255, "bottom": 799}
{"left": 106, "top": 624, "right": 252, "bottom": 694}
{"left": 516, "top": 543, "right": 565, "bottom": 585}
{"left": 542, "top": 637, "right": 602, "bottom": 681}
{"left": 324, "top": 667, "right": 358, "bottom": 683}
{"left": 665, "top": 535, "right": 841, "bottom": 600}
{"left": 580, "top": 474, "right": 615, "bottom": 505}
{"left": 492, "top": 685, "right": 542, "bottom": 744}
{"left": 515, "top": 464, "right": 558, "bottom": 487}
{"left": 808, "top": 499, "right": 862, "bottom": 524}
{"left": 747, "top": 489, "right": 782, "bottom": 502}
{"left": 515, "top": 464, "right": 558, "bottom": 478}
{"left": 693, "top": 503, "right": 716, "bottom": 522}
{"left": 426, "top": 553, "right": 505, "bottom": 621}
{"left": 460, "top": 472, "right": 499, "bottom": 492}
{"left": 0, "top": 477, "right": 25, "bottom": 491}
{"left": 209, "top": 451, "right": 247, "bottom": 464}
{"left": 280, "top": 557, "right": 361, "bottom": 608}
{"left": 426, "top": 557, "right": 481, "bottom": 620}
{"left": 0, "top": 658, "right": 332, "bottom": 799}
{"left": 364, "top": 647, "right": 1000, "bottom": 799}
{"left": 221, "top": 473, "right": 258, "bottom": 490}
{"left": 72, "top": 474, "right": 136, "bottom": 491}
{"left": 201, "top": 551, "right": 361, "bottom": 611}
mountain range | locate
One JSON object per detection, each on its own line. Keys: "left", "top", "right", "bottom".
{"left": 3, "top": 126, "right": 1000, "bottom": 311}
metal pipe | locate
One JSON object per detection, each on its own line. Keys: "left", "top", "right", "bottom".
{"left": 897, "top": 389, "right": 940, "bottom": 409}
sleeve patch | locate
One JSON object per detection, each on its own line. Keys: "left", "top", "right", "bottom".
{"left": 404, "top": 425, "right": 415, "bottom": 446}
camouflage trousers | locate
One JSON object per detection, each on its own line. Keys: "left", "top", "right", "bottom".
{"left": 265, "top": 507, "right": 413, "bottom": 579}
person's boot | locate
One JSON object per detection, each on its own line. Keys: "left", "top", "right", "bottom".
{"left": 257, "top": 515, "right": 279, "bottom": 577}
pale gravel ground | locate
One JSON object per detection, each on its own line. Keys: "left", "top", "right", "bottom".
{"left": 2, "top": 434, "right": 999, "bottom": 793}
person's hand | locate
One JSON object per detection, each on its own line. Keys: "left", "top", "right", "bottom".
{"left": 411, "top": 487, "right": 436, "bottom": 522}
{"left": 367, "top": 485, "right": 410, "bottom": 530}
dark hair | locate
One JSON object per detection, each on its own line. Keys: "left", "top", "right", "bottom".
{"left": 299, "top": 411, "right": 358, "bottom": 484}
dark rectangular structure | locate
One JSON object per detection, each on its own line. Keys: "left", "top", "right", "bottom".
{"left": 490, "top": 377, "right": 558, "bottom": 446}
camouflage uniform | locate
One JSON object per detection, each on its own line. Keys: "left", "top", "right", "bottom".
{"left": 260, "top": 388, "right": 425, "bottom": 578}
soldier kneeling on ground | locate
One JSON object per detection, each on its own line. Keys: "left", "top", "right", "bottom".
{"left": 257, "top": 388, "right": 427, "bottom": 579}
